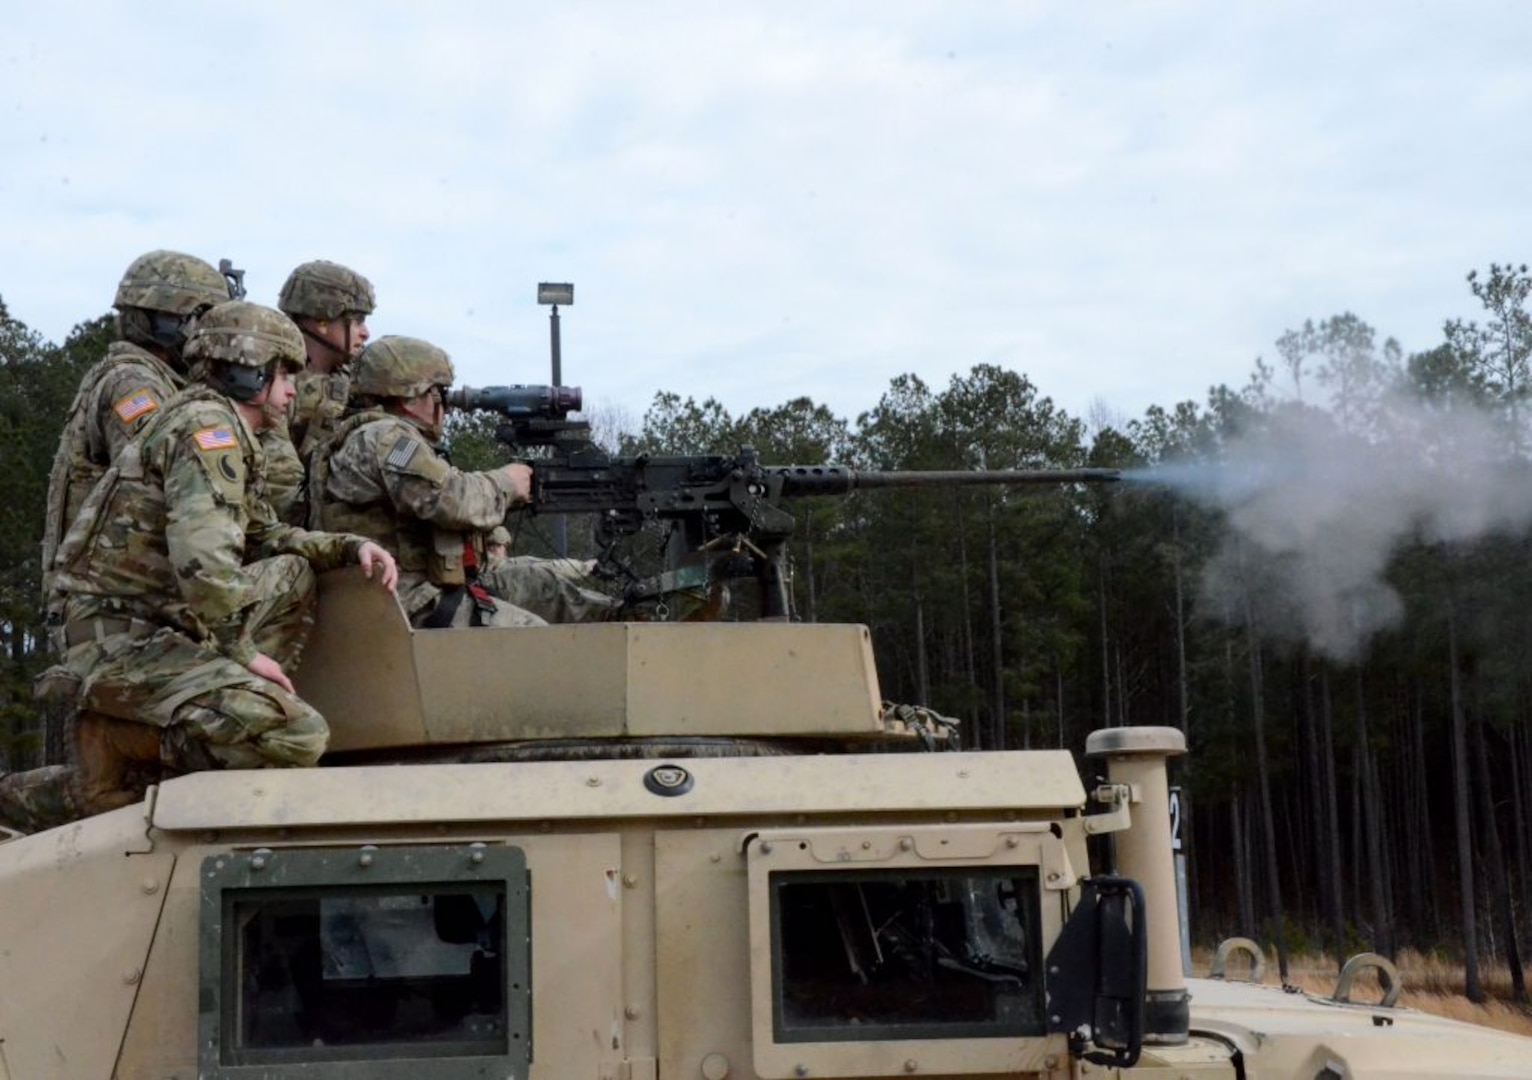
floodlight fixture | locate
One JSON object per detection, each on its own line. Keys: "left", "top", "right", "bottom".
{"left": 537, "top": 282, "right": 574, "bottom": 306}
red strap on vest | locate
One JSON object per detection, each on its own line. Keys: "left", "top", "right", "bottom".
{"left": 461, "top": 536, "right": 496, "bottom": 618}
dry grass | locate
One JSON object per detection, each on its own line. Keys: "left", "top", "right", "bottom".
{"left": 1191, "top": 947, "right": 1532, "bottom": 1037}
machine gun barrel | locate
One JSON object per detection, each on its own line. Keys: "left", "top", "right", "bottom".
{"left": 767, "top": 465, "right": 1122, "bottom": 496}
{"left": 519, "top": 447, "right": 1120, "bottom": 620}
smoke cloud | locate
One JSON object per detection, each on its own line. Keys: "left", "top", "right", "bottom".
{"left": 1146, "top": 398, "right": 1532, "bottom": 661}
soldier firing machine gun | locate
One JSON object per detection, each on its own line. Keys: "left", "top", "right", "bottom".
{"left": 447, "top": 384, "right": 1121, "bottom": 620}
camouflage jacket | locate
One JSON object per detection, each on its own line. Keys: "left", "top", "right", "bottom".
{"left": 310, "top": 409, "right": 519, "bottom": 610}
{"left": 292, "top": 365, "right": 352, "bottom": 460}
{"left": 256, "top": 367, "right": 354, "bottom": 527}
{"left": 259, "top": 423, "right": 307, "bottom": 526}
{"left": 50, "top": 386, "right": 369, "bottom": 666}
{"left": 41, "top": 341, "right": 184, "bottom": 598}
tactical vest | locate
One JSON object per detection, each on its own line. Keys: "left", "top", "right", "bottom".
{"left": 293, "top": 367, "right": 352, "bottom": 460}
{"left": 41, "top": 343, "right": 182, "bottom": 603}
{"left": 309, "top": 412, "right": 470, "bottom": 589}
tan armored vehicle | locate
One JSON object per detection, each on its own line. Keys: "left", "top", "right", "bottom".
{"left": 2, "top": 564, "right": 1529, "bottom": 1079}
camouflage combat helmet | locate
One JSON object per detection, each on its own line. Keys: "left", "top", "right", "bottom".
{"left": 488, "top": 525, "right": 512, "bottom": 547}
{"left": 352, "top": 336, "right": 454, "bottom": 399}
{"left": 187, "top": 301, "right": 307, "bottom": 370}
{"left": 278, "top": 260, "right": 377, "bottom": 321}
{"left": 114, "top": 250, "right": 230, "bottom": 315}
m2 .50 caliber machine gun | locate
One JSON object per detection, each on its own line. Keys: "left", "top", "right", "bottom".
{"left": 447, "top": 384, "right": 1121, "bottom": 619}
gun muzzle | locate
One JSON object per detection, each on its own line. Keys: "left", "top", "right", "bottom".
{"left": 446, "top": 384, "right": 582, "bottom": 418}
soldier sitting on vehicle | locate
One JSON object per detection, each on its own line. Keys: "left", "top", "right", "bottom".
{"left": 279, "top": 259, "right": 376, "bottom": 458}
{"left": 6, "top": 251, "right": 235, "bottom": 835}
{"left": 308, "top": 335, "right": 620, "bottom": 628}
{"left": 261, "top": 259, "right": 378, "bottom": 524}
{"left": 1, "top": 302, "right": 400, "bottom": 834}
{"left": 41, "top": 250, "right": 233, "bottom": 614}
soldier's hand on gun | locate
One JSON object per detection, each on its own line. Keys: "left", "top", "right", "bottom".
{"left": 500, "top": 463, "right": 533, "bottom": 505}
{"left": 357, "top": 541, "right": 399, "bottom": 591}
{"left": 248, "top": 652, "right": 296, "bottom": 695}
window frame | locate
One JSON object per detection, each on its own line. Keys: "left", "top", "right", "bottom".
{"left": 198, "top": 842, "right": 531, "bottom": 1080}
{"left": 746, "top": 823, "right": 1073, "bottom": 1079}
{"left": 767, "top": 863, "right": 1047, "bottom": 1043}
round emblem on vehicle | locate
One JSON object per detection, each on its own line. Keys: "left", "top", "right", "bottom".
{"left": 644, "top": 763, "right": 694, "bottom": 796}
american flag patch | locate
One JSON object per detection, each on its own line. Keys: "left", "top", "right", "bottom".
{"left": 193, "top": 427, "right": 238, "bottom": 451}
{"left": 113, "top": 389, "right": 158, "bottom": 423}
{"left": 385, "top": 436, "right": 419, "bottom": 471}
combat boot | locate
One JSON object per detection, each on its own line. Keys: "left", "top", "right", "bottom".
{"left": 73, "top": 714, "right": 163, "bottom": 816}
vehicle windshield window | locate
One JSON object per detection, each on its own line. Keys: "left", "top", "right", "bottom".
{"left": 770, "top": 866, "right": 1044, "bottom": 1042}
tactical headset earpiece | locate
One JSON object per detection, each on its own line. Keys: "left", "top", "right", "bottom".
{"left": 148, "top": 311, "right": 192, "bottom": 351}
{"left": 212, "top": 360, "right": 273, "bottom": 403}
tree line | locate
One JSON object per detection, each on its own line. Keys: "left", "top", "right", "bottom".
{"left": 3, "top": 263, "right": 1529, "bottom": 1002}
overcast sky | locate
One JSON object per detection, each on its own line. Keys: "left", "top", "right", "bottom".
{"left": 3, "top": 1, "right": 1529, "bottom": 433}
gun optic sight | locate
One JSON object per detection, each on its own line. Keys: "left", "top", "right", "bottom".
{"left": 446, "top": 384, "right": 582, "bottom": 418}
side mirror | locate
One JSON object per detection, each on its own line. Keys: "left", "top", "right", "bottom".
{"left": 1044, "top": 876, "right": 1147, "bottom": 1068}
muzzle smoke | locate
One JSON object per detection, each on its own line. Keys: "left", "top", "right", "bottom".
{"left": 1138, "top": 398, "right": 1532, "bottom": 660}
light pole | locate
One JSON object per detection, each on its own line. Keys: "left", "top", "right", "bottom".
{"left": 537, "top": 283, "right": 574, "bottom": 555}
{"left": 537, "top": 282, "right": 572, "bottom": 382}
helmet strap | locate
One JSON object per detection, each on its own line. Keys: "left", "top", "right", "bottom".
{"left": 394, "top": 394, "right": 445, "bottom": 443}
{"left": 300, "top": 323, "right": 350, "bottom": 367}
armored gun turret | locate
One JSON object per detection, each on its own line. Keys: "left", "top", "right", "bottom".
{"left": 3, "top": 444, "right": 1530, "bottom": 1078}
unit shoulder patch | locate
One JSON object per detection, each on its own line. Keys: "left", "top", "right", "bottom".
{"left": 199, "top": 448, "right": 247, "bottom": 504}
{"left": 179, "top": 423, "right": 247, "bottom": 505}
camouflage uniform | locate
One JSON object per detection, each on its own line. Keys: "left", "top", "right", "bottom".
{"left": 484, "top": 524, "right": 513, "bottom": 566}
{"left": 43, "top": 308, "right": 376, "bottom": 774}
{"left": 293, "top": 365, "right": 355, "bottom": 459}
{"left": 41, "top": 342, "right": 184, "bottom": 603}
{"left": 263, "top": 261, "right": 378, "bottom": 524}
{"left": 259, "top": 423, "right": 308, "bottom": 525}
{"left": 43, "top": 386, "right": 362, "bottom": 769}
{"left": 311, "top": 408, "right": 548, "bottom": 627}
{"left": 41, "top": 252, "right": 230, "bottom": 612}
{"left": 480, "top": 556, "right": 617, "bottom": 624}
{"left": 7, "top": 253, "right": 230, "bottom": 830}
{"left": 258, "top": 365, "right": 355, "bottom": 524}
{"left": 477, "top": 526, "right": 612, "bottom": 616}
{"left": 310, "top": 335, "right": 619, "bottom": 627}
{"left": 0, "top": 766, "right": 78, "bottom": 835}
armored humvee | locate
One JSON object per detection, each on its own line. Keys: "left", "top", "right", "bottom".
{"left": 1, "top": 568, "right": 1529, "bottom": 1079}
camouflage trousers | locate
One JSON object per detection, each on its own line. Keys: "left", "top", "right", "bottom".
{"left": 0, "top": 765, "right": 80, "bottom": 835}
{"left": 400, "top": 578, "right": 546, "bottom": 629}
{"left": 56, "top": 554, "right": 329, "bottom": 772}
{"left": 479, "top": 556, "right": 620, "bottom": 624}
